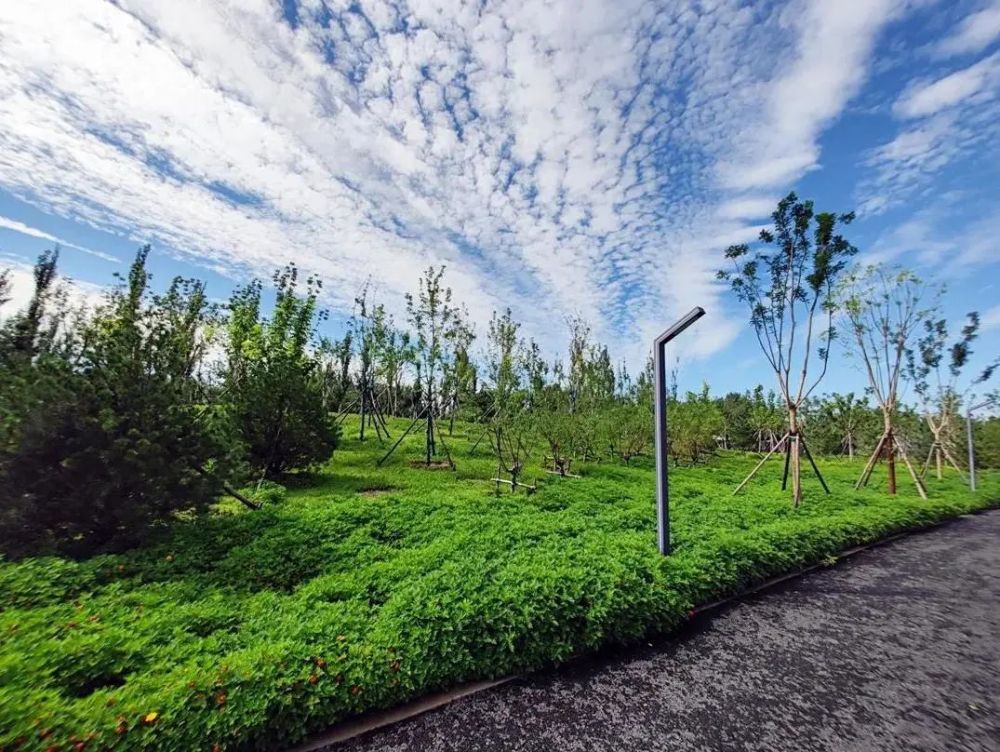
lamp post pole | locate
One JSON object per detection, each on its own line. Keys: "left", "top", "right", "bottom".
{"left": 654, "top": 307, "right": 706, "bottom": 555}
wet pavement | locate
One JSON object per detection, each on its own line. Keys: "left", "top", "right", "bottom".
{"left": 321, "top": 510, "right": 1000, "bottom": 752}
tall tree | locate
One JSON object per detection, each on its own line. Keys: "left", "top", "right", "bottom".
{"left": 350, "top": 285, "right": 392, "bottom": 442}
{"left": 374, "top": 322, "right": 414, "bottom": 417}
{"left": 839, "top": 265, "right": 934, "bottom": 495}
{"left": 719, "top": 192, "right": 856, "bottom": 504}
{"left": 484, "top": 308, "right": 533, "bottom": 490}
{"left": 406, "top": 266, "right": 457, "bottom": 466}
{"left": 906, "top": 311, "right": 998, "bottom": 480}
{"left": 443, "top": 305, "right": 476, "bottom": 434}
{"left": 318, "top": 331, "right": 353, "bottom": 412}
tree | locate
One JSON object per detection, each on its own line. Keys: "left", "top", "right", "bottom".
{"left": 0, "top": 250, "right": 64, "bottom": 359}
{"left": 318, "top": 331, "right": 353, "bottom": 412}
{"left": 0, "top": 268, "right": 11, "bottom": 308}
{"left": 975, "top": 412, "right": 1000, "bottom": 469}
{"left": 719, "top": 192, "right": 857, "bottom": 504}
{"left": 605, "top": 402, "right": 652, "bottom": 465}
{"left": 746, "top": 386, "right": 784, "bottom": 453}
{"left": 670, "top": 384, "right": 724, "bottom": 464}
{"left": 814, "top": 393, "right": 870, "bottom": 461}
{"left": 405, "top": 266, "right": 457, "bottom": 466}
{"left": 906, "top": 311, "right": 998, "bottom": 480}
{"left": 374, "top": 322, "right": 414, "bottom": 417}
{"left": 350, "top": 286, "right": 392, "bottom": 442}
{"left": 484, "top": 308, "right": 533, "bottom": 490}
{"left": 226, "top": 264, "right": 340, "bottom": 478}
{"left": 718, "top": 392, "right": 750, "bottom": 450}
{"left": 0, "top": 248, "right": 244, "bottom": 556}
{"left": 839, "top": 265, "right": 935, "bottom": 495}
{"left": 443, "top": 305, "right": 476, "bottom": 434}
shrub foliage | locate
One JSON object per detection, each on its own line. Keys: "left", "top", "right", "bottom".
{"left": 0, "top": 249, "right": 243, "bottom": 556}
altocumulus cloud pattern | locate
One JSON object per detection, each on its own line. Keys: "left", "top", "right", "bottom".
{"left": 1, "top": 0, "right": 999, "bottom": 365}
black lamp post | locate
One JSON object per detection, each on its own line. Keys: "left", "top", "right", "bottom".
{"left": 654, "top": 307, "right": 706, "bottom": 555}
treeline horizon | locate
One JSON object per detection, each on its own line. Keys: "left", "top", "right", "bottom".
{"left": 1, "top": 212, "right": 997, "bottom": 557}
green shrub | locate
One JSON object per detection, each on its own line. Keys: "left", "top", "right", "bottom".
{"left": 0, "top": 418, "right": 996, "bottom": 752}
{"left": 226, "top": 265, "right": 340, "bottom": 478}
{"left": 0, "top": 249, "right": 244, "bottom": 558}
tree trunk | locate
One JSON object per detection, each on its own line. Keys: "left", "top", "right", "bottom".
{"left": 885, "top": 430, "right": 897, "bottom": 495}
{"left": 789, "top": 406, "right": 801, "bottom": 506}
{"left": 359, "top": 381, "right": 367, "bottom": 441}
{"left": 425, "top": 386, "right": 435, "bottom": 465}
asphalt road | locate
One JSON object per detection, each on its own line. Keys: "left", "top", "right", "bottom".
{"left": 322, "top": 510, "right": 1000, "bottom": 752}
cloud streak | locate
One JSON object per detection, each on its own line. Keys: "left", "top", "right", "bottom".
{"left": 0, "top": 215, "right": 119, "bottom": 262}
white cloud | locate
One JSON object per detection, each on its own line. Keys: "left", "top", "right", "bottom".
{"left": 0, "top": 0, "right": 899, "bottom": 371}
{"left": 865, "top": 201, "right": 1000, "bottom": 271}
{"left": 0, "top": 215, "right": 119, "bottom": 262}
{"left": 0, "top": 258, "right": 104, "bottom": 318}
{"left": 894, "top": 51, "right": 1000, "bottom": 118}
{"left": 717, "top": 0, "right": 901, "bottom": 190}
{"left": 983, "top": 304, "right": 1000, "bottom": 329}
{"left": 859, "top": 39, "right": 1000, "bottom": 215}
{"left": 935, "top": 0, "right": 1000, "bottom": 57}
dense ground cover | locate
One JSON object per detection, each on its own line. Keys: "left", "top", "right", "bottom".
{"left": 1, "top": 417, "right": 996, "bottom": 752}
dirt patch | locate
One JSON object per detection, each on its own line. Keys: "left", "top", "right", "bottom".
{"left": 407, "top": 460, "right": 454, "bottom": 471}
{"left": 360, "top": 487, "right": 399, "bottom": 497}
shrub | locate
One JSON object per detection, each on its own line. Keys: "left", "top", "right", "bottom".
{"left": 0, "top": 249, "right": 244, "bottom": 557}
{"left": 1, "top": 424, "right": 995, "bottom": 752}
{"left": 226, "top": 265, "right": 340, "bottom": 478}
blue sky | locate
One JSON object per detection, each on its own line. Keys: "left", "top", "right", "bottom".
{"left": 0, "top": 0, "right": 998, "bottom": 401}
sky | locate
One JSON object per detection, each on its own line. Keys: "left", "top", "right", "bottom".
{"left": 0, "top": 0, "right": 998, "bottom": 401}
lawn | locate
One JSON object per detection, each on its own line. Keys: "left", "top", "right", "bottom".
{"left": 1, "top": 417, "right": 996, "bottom": 752}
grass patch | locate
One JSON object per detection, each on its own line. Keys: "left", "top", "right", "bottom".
{"left": 1, "top": 416, "right": 996, "bottom": 752}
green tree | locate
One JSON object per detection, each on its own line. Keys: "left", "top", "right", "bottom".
{"left": 406, "top": 266, "right": 457, "bottom": 465}
{"left": 0, "top": 268, "right": 11, "bottom": 308}
{"left": 839, "top": 265, "right": 936, "bottom": 494}
{"left": 814, "top": 393, "right": 871, "bottom": 460}
{"left": 670, "top": 384, "right": 723, "bottom": 464}
{"left": 443, "top": 305, "right": 476, "bottom": 434}
{"left": 318, "top": 331, "right": 353, "bottom": 412}
{"left": 907, "top": 312, "right": 998, "bottom": 480}
{"left": 374, "top": 320, "right": 414, "bottom": 417}
{"left": 226, "top": 264, "right": 339, "bottom": 478}
{"left": 350, "top": 286, "right": 393, "bottom": 441}
{"left": 718, "top": 193, "right": 857, "bottom": 504}
{"left": 484, "top": 308, "right": 533, "bottom": 489}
